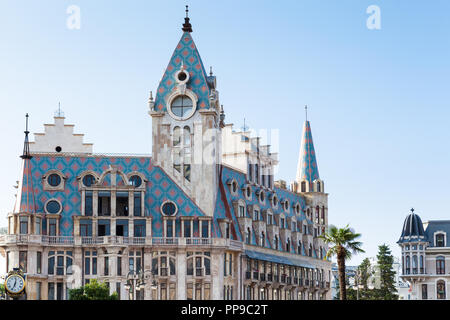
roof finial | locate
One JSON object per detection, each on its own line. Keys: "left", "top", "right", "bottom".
{"left": 219, "top": 104, "right": 225, "bottom": 128}
{"left": 21, "top": 113, "right": 32, "bottom": 160}
{"left": 210, "top": 66, "right": 213, "bottom": 76}
{"left": 182, "top": 5, "right": 193, "bottom": 33}
{"left": 55, "top": 101, "right": 65, "bottom": 117}
{"left": 411, "top": 208, "right": 415, "bottom": 214}
{"left": 305, "top": 105, "right": 308, "bottom": 122}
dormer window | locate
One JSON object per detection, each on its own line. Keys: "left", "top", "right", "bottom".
{"left": 48, "top": 174, "right": 61, "bottom": 187}
{"left": 238, "top": 205, "right": 246, "bottom": 218}
{"left": 161, "top": 201, "right": 178, "bottom": 217}
{"left": 267, "top": 214, "right": 273, "bottom": 225}
{"left": 129, "top": 175, "right": 142, "bottom": 187}
{"left": 82, "top": 174, "right": 96, "bottom": 187}
{"left": 436, "top": 234, "right": 445, "bottom": 247}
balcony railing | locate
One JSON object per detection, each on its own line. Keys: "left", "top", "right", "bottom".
{"left": 186, "top": 238, "right": 212, "bottom": 245}
{"left": 403, "top": 268, "right": 426, "bottom": 276}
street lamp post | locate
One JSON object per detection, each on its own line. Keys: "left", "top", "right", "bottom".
{"left": 124, "top": 269, "right": 157, "bottom": 300}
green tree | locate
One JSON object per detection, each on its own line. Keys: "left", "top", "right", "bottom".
{"left": 357, "top": 258, "right": 373, "bottom": 290}
{"left": 320, "top": 225, "right": 365, "bottom": 300}
{"left": 69, "top": 279, "right": 118, "bottom": 300}
{"left": 375, "top": 244, "right": 398, "bottom": 300}
{"left": 0, "top": 283, "right": 5, "bottom": 299}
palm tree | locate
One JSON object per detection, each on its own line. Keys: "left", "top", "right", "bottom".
{"left": 320, "top": 225, "right": 364, "bottom": 300}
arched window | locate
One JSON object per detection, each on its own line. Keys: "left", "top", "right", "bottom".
{"left": 183, "top": 126, "right": 191, "bottom": 146}
{"left": 286, "top": 238, "right": 291, "bottom": 252}
{"left": 152, "top": 251, "right": 176, "bottom": 276}
{"left": 436, "top": 234, "right": 445, "bottom": 247}
{"left": 274, "top": 236, "right": 279, "bottom": 250}
{"left": 420, "top": 255, "right": 424, "bottom": 274}
{"left": 315, "top": 206, "right": 320, "bottom": 224}
{"left": 246, "top": 228, "right": 251, "bottom": 244}
{"left": 405, "top": 256, "right": 410, "bottom": 274}
{"left": 321, "top": 206, "right": 325, "bottom": 224}
{"left": 298, "top": 241, "right": 302, "bottom": 254}
{"left": 301, "top": 181, "right": 306, "bottom": 193}
{"left": 186, "top": 252, "right": 210, "bottom": 277}
{"left": 437, "top": 280, "right": 446, "bottom": 300}
{"left": 412, "top": 255, "right": 418, "bottom": 274}
{"left": 261, "top": 232, "right": 265, "bottom": 247}
{"left": 317, "top": 181, "right": 321, "bottom": 192}
{"left": 173, "top": 126, "right": 181, "bottom": 146}
{"left": 309, "top": 244, "right": 313, "bottom": 257}
{"left": 436, "top": 256, "right": 445, "bottom": 275}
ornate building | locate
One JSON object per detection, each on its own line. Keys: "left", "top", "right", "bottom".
{"left": 0, "top": 10, "right": 332, "bottom": 300}
{"left": 398, "top": 209, "right": 450, "bottom": 300}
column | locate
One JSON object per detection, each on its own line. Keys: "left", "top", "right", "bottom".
{"left": 176, "top": 249, "right": 186, "bottom": 299}
{"left": 212, "top": 249, "right": 224, "bottom": 300}
{"left": 129, "top": 219, "right": 134, "bottom": 238}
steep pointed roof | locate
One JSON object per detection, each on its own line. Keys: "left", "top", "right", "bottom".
{"left": 153, "top": 31, "right": 212, "bottom": 112}
{"left": 14, "top": 114, "right": 36, "bottom": 213}
{"left": 296, "top": 120, "right": 320, "bottom": 185}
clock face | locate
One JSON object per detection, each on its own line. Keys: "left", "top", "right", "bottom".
{"left": 6, "top": 275, "right": 25, "bottom": 294}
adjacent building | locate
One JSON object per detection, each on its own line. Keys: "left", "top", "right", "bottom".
{"left": 0, "top": 10, "right": 332, "bottom": 300}
{"left": 398, "top": 209, "right": 450, "bottom": 300}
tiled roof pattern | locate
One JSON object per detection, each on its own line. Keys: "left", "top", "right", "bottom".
{"left": 154, "top": 32, "right": 211, "bottom": 112}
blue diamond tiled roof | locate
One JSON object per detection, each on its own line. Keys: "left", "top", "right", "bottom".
{"left": 154, "top": 32, "right": 211, "bottom": 112}
{"left": 297, "top": 121, "right": 320, "bottom": 186}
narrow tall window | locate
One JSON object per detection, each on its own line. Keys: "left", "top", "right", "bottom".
{"left": 19, "top": 217, "right": 28, "bottom": 234}
{"left": 85, "top": 191, "right": 93, "bottom": 216}
{"left": 201, "top": 221, "right": 209, "bottom": 238}
{"left": 134, "top": 192, "right": 142, "bottom": 216}
{"left": 37, "top": 252, "right": 42, "bottom": 274}
{"left": 436, "top": 256, "right": 445, "bottom": 275}
{"left": 19, "top": 251, "right": 27, "bottom": 272}
{"left": 436, "top": 234, "right": 445, "bottom": 247}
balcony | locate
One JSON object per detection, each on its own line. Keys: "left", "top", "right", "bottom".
{"left": 299, "top": 278, "right": 304, "bottom": 286}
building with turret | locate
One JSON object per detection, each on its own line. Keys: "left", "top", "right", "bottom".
{"left": 0, "top": 9, "right": 331, "bottom": 300}
{"left": 398, "top": 209, "right": 450, "bottom": 300}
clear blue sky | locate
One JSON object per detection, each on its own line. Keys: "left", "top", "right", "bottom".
{"left": 1, "top": 0, "right": 449, "bottom": 265}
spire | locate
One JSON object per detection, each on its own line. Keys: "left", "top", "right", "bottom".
{"left": 21, "top": 113, "right": 32, "bottom": 160}
{"left": 296, "top": 112, "right": 320, "bottom": 189}
{"left": 15, "top": 114, "right": 36, "bottom": 213}
{"left": 182, "top": 5, "right": 193, "bottom": 33}
{"left": 154, "top": 12, "right": 211, "bottom": 113}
